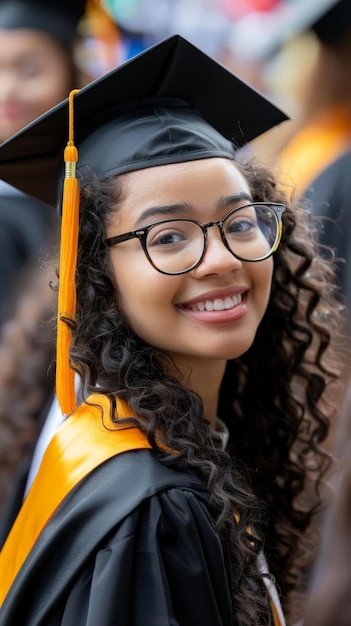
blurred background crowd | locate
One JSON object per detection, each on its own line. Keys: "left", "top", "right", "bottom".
{"left": 0, "top": 1, "right": 351, "bottom": 624}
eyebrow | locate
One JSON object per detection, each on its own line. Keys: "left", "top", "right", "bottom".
{"left": 134, "top": 203, "right": 193, "bottom": 227}
{"left": 221, "top": 192, "right": 253, "bottom": 207}
{"left": 134, "top": 192, "right": 253, "bottom": 227}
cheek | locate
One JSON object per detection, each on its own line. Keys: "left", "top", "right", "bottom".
{"left": 111, "top": 257, "right": 181, "bottom": 344}
{"left": 119, "top": 273, "right": 172, "bottom": 314}
{"left": 110, "top": 253, "right": 170, "bottom": 313}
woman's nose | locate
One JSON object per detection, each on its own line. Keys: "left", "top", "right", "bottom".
{"left": 192, "top": 226, "right": 243, "bottom": 277}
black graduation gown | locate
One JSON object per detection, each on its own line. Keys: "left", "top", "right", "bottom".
{"left": 0, "top": 449, "right": 234, "bottom": 626}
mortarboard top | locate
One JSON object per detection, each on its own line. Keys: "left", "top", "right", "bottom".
{"left": 0, "top": 34, "right": 288, "bottom": 209}
{"left": 0, "top": 0, "right": 87, "bottom": 44}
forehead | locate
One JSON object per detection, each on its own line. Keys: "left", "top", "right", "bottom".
{"left": 119, "top": 157, "right": 249, "bottom": 195}
{"left": 106, "top": 157, "right": 251, "bottom": 232}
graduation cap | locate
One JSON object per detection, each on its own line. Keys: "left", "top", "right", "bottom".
{"left": 0, "top": 0, "right": 87, "bottom": 44}
{"left": 230, "top": 0, "right": 350, "bottom": 62}
{"left": 0, "top": 34, "right": 288, "bottom": 416}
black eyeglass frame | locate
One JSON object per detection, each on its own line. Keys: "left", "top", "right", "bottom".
{"left": 105, "top": 202, "right": 286, "bottom": 275}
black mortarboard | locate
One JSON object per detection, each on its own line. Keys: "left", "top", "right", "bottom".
{"left": 0, "top": 0, "right": 86, "bottom": 44}
{"left": 0, "top": 34, "right": 288, "bottom": 209}
{"left": 0, "top": 34, "right": 287, "bottom": 415}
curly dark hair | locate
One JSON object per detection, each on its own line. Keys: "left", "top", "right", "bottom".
{"left": 69, "top": 156, "right": 342, "bottom": 626}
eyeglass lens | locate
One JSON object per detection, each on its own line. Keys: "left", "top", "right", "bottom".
{"left": 145, "top": 204, "right": 280, "bottom": 274}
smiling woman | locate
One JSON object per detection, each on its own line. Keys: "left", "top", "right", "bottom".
{"left": 0, "top": 35, "right": 343, "bottom": 626}
{"left": 106, "top": 158, "right": 275, "bottom": 365}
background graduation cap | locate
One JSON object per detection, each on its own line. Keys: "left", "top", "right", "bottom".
{"left": 0, "top": 34, "right": 288, "bottom": 415}
{"left": 229, "top": 0, "right": 351, "bottom": 62}
{"left": 0, "top": 0, "right": 87, "bottom": 44}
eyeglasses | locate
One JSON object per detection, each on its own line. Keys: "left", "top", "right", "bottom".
{"left": 105, "top": 202, "right": 286, "bottom": 276}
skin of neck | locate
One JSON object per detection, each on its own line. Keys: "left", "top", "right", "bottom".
{"left": 166, "top": 356, "right": 227, "bottom": 428}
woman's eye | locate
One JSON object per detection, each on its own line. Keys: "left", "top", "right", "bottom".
{"left": 148, "top": 229, "right": 187, "bottom": 247}
{"left": 227, "top": 218, "right": 257, "bottom": 234}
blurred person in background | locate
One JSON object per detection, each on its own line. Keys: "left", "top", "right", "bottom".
{"left": 0, "top": 0, "right": 89, "bottom": 326}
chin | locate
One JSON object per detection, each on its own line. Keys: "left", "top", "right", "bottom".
{"left": 216, "top": 335, "right": 258, "bottom": 360}
{"left": 197, "top": 341, "right": 255, "bottom": 362}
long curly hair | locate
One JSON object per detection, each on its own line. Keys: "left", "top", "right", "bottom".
{"left": 70, "top": 156, "right": 342, "bottom": 625}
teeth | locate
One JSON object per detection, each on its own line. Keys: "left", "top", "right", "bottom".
{"left": 189, "top": 294, "right": 242, "bottom": 311}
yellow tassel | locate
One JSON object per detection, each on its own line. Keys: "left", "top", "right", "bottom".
{"left": 56, "top": 89, "right": 80, "bottom": 416}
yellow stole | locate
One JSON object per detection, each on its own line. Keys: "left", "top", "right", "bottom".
{"left": 0, "top": 394, "right": 151, "bottom": 607}
{"left": 278, "top": 103, "right": 351, "bottom": 196}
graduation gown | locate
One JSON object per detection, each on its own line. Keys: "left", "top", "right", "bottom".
{"left": 0, "top": 394, "right": 284, "bottom": 626}
{"left": 2, "top": 450, "right": 237, "bottom": 626}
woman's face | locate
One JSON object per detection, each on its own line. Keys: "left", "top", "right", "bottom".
{"left": 0, "top": 30, "right": 73, "bottom": 142}
{"left": 106, "top": 158, "right": 273, "bottom": 373}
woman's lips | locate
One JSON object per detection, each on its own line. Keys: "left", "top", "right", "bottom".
{"left": 178, "top": 290, "right": 248, "bottom": 323}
